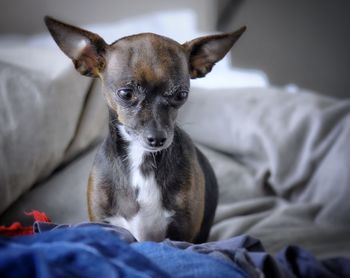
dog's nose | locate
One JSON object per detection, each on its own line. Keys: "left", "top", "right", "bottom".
{"left": 147, "top": 133, "right": 167, "bottom": 148}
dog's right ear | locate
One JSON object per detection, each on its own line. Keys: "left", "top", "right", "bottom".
{"left": 44, "top": 16, "right": 107, "bottom": 78}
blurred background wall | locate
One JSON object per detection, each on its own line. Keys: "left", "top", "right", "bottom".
{"left": 0, "top": 0, "right": 218, "bottom": 34}
{"left": 218, "top": 0, "right": 350, "bottom": 99}
{"left": 1, "top": 0, "right": 349, "bottom": 99}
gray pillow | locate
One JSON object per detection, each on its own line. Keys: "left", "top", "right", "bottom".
{"left": 0, "top": 46, "right": 94, "bottom": 214}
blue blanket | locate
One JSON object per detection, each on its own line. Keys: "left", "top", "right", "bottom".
{"left": 0, "top": 223, "right": 349, "bottom": 277}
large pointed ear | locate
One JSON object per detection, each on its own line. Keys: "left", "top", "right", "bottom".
{"left": 44, "top": 16, "right": 107, "bottom": 78}
{"left": 183, "top": 26, "right": 246, "bottom": 79}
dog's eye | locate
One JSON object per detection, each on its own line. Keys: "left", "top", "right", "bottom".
{"left": 174, "top": 90, "right": 188, "bottom": 102}
{"left": 117, "top": 88, "right": 134, "bottom": 101}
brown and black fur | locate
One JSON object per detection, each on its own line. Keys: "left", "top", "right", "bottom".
{"left": 45, "top": 16, "right": 246, "bottom": 243}
{"left": 88, "top": 122, "right": 217, "bottom": 242}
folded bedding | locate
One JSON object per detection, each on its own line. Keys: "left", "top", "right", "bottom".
{"left": 1, "top": 223, "right": 349, "bottom": 278}
{"left": 180, "top": 87, "right": 350, "bottom": 257}
{"left": 1, "top": 73, "right": 349, "bottom": 260}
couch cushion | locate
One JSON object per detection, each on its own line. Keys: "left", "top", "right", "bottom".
{"left": 0, "top": 146, "right": 97, "bottom": 226}
{"left": 0, "top": 46, "right": 92, "bottom": 214}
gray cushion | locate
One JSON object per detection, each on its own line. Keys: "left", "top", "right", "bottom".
{"left": 0, "top": 46, "right": 93, "bottom": 214}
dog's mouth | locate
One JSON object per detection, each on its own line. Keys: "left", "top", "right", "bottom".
{"left": 141, "top": 141, "right": 172, "bottom": 153}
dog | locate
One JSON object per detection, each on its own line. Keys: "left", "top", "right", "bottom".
{"left": 45, "top": 16, "right": 246, "bottom": 243}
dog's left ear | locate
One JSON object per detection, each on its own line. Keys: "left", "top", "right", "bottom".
{"left": 183, "top": 26, "right": 246, "bottom": 79}
{"left": 44, "top": 16, "right": 107, "bottom": 78}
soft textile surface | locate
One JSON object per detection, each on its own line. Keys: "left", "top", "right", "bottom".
{"left": 0, "top": 47, "right": 91, "bottom": 215}
{"left": 0, "top": 146, "right": 96, "bottom": 226}
{"left": 178, "top": 87, "right": 350, "bottom": 257}
{"left": 2, "top": 85, "right": 350, "bottom": 260}
{"left": 0, "top": 226, "right": 245, "bottom": 278}
{"left": 2, "top": 83, "right": 350, "bottom": 260}
{"left": 1, "top": 224, "right": 349, "bottom": 278}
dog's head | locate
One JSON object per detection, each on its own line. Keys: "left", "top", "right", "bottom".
{"left": 45, "top": 17, "right": 245, "bottom": 151}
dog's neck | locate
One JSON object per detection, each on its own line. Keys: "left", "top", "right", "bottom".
{"left": 106, "top": 114, "right": 175, "bottom": 241}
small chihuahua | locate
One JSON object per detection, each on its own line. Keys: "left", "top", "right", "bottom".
{"left": 45, "top": 17, "right": 245, "bottom": 243}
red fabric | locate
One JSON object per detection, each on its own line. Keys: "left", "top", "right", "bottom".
{"left": 25, "top": 210, "right": 51, "bottom": 223}
{"left": 0, "top": 210, "right": 51, "bottom": 237}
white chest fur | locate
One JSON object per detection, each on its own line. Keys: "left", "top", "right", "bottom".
{"left": 107, "top": 127, "right": 174, "bottom": 241}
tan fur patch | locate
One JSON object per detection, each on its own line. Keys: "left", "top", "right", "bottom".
{"left": 175, "top": 154, "right": 205, "bottom": 241}
{"left": 134, "top": 62, "right": 165, "bottom": 82}
{"left": 87, "top": 174, "right": 96, "bottom": 221}
{"left": 102, "top": 88, "right": 127, "bottom": 125}
{"left": 188, "top": 156, "right": 205, "bottom": 240}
